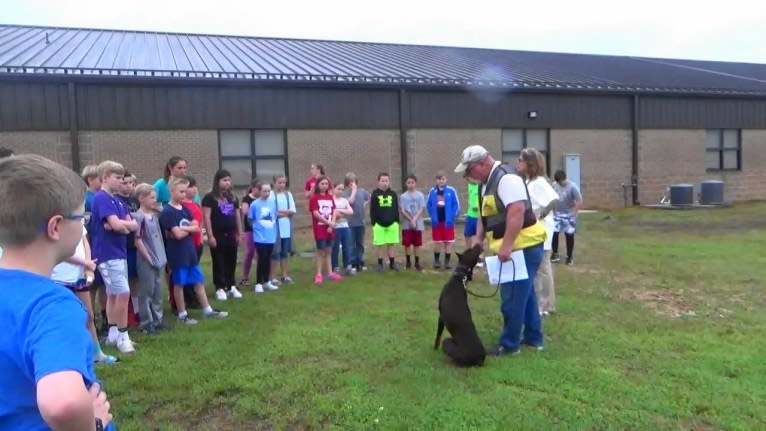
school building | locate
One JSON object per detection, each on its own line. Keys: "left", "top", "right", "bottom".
{"left": 1, "top": 24, "right": 765, "bottom": 225}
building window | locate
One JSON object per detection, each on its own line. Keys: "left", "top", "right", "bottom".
{"left": 219, "top": 129, "right": 288, "bottom": 188}
{"left": 501, "top": 129, "right": 550, "bottom": 173}
{"left": 706, "top": 129, "right": 741, "bottom": 171}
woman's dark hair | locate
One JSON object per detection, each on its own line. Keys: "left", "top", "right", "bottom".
{"left": 553, "top": 170, "right": 567, "bottom": 183}
{"left": 312, "top": 175, "right": 330, "bottom": 194}
{"left": 163, "top": 156, "right": 186, "bottom": 181}
{"left": 211, "top": 169, "right": 234, "bottom": 200}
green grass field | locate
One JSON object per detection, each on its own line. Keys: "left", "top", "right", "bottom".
{"left": 100, "top": 203, "right": 766, "bottom": 431}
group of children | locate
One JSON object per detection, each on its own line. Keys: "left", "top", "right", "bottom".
{"left": 303, "top": 165, "right": 468, "bottom": 284}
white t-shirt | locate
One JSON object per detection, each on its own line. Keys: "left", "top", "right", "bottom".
{"left": 481, "top": 161, "right": 528, "bottom": 207}
{"left": 333, "top": 197, "right": 351, "bottom": 229}
{"left": 51, "top": 227, "right": 87, "bottom": 283}
{"left": 526, "top": 176, "right": 559, "bottom": 250}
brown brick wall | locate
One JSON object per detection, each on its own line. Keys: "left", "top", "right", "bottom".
{"left": 286, "top": 129, "right": 401, "bottom": 226}
{"left": 550, "top": 129, "right": 633, "bottom": 209}
{"left": 4, "top": 128, "right": 763, "bottom": 222}
{"left": 0, "top": 131, "right": 73, "bottom": 168}
{"left": 638, "top": 129, "right": 766, "bottom": 204}
{"left": 79, "top": 130, "right": 219, "bottom": 193}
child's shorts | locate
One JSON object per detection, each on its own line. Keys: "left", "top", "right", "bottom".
{"left": 315, "top": 239, "right": 333, "bottom": 250}
{"left": 56, "top": 278, "right": 89, "bottom": 294}
{"left": 272, "top": 237, "right": 292, "bottom": 260}
{"left": 431, "top": 222, "right": 456, "bottom": 242}
{"left": 98, "top": 259, "right": 130, "bottom": 296}
{"left": 373, "top": 222, "right": 400, "bottom": 246}
{"left": 172, "top": 265, "right": 205, "bottom": 286}
{"left": 401, "top": 229, "right": 423, "bottom": 247}
{"left": 463, "top": 216, "right": 478, "bottom": 237}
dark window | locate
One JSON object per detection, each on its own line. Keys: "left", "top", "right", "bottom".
{"left": 706, "top": 129, "right": 741, "bottom": 171}
{"left": 219, "top": 130, "right": 288, "bottom": 188}
{"left": 501, "top": 129, "right": 550, "bottom": 173}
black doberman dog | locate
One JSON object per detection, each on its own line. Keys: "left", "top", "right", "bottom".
{"left": 434, "top": 244, "right": 486, "bottom": 367}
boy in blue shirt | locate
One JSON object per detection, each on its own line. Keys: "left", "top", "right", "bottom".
{"left": 0, "top": 154, "right": 113, "bottom": 430}
{"left": 159, "top": 176, "right": 229, "bottom": 324}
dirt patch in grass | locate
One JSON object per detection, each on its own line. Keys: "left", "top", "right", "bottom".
{"left": 621, "top": 289, "right": 698, "bottom": 318}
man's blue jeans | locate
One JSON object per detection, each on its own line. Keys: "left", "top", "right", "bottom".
{"left": 498, "top": 243, "right": 545, "bottom": 351}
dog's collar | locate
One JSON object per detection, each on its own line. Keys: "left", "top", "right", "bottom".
{"left": 452, "top": 266, "right": 472, "bottom": 287}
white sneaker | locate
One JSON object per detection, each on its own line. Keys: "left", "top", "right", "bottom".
{"left": 105, "top": 335, "right": 118, "bottom": 346}
{"left": 117, "top": 335, "right": 135, "bottom": 354}
{"left": 215, "top": 289, "right": 228, "bottom": 301}
{"left": 228, "top": 286, "right": 243, "bottom": 299}
{"left": 270, "top": 278, "right": 282, "bottom": 286}
{"left": 264, "top": 281, "right": 279, "bottom": 291}
{"left": 254, "top": 283, "right": 264, "bottom": 294}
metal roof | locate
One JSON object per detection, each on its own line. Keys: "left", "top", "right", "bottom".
{"left": 1, "top": 24, "right": 765, "bottom": 95}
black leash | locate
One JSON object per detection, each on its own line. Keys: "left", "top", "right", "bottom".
{"left": 464, "top": 258, "right": 515, "bottom": 299}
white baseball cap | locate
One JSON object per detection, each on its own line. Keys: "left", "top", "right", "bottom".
{"left": 454, "top": 145, "right": 490, "bottom": 173}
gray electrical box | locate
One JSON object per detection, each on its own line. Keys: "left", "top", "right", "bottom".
{"left": 563, "top": 153, "right": 581, "bottom": 189}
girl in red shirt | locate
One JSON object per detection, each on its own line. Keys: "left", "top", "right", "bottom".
{"left": 309, "top": 176, "right": 342, "bottom": 284}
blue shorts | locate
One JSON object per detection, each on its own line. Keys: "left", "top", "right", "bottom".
{"left": 272, "top": 237, "right": 292, "bottom": 260}
{"left": 172, "top": 265, "right": 205, "bottom": 286}
{"left": 315, "top": 239, "right": 333, "bottom": 250}
{"left": 464, "top": 216, "right": 478, "bottom": 237}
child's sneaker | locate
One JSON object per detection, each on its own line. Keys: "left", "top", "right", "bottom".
{"left": 94, "top": 353, "right": 120, "bottom": 365}
{"left": 314, "top": 274, "right": 324, "bottom": 285}
{"left": 345, "top": 266, "right": 356, "bottom": 276}
{"left": 204, "top": 309, "right": 229, "bottom": 319}
{"left": 264, "top": 281, "right": 279, "bottom": 291}
{"left": 281, "top": 276, "right": 294, "bottom": 284}
{"left": 178, "top": 315, "right": 199, "bottom": 325}
{"left": 433, "top": 262, "right": 442, "bottom": 270}
{"left": 405, "top": 261, "right": 412, "bottom": 270}
{"left": 215, "top": 289, "right": 228, "bottom": 301}
{"left": 269, "top": 278, "right": 282, "bottom": 287}
{"left": 328, "top": 272, "right": 343, "bottom": 281}
{"left": 415, "top": 263, "right": 424, "bottom": 271}
{"left": 254, "top": 283, "right": 264, "bottom": 294}
{"left": 228, "top": 286, "right": 243, "bottom": 299}
{"left": 117, "top": 335, "right": 136, "bottom": 354}
{"left": 550, "top": 253, "right": 561, "bottom": 263}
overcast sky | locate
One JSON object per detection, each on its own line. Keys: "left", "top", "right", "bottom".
{"left": 2, "top": 0, "right": 764, "bottom": 64}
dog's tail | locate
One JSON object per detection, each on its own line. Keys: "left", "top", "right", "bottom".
{"left": 434, "top": 318, "right": 445, "bottom": 350}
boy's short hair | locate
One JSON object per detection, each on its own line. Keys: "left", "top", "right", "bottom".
{"left": 553, "top": 170, "right": 567, "bottom": 182}
{"left": 134, "top": 183, "right": 155, "bottom": 199}
{"left": 122, "top": 171, "right": 136, "bottom": 183}
{"left": 435, "top": 170, "right": 447, "bottom": 179}
{"left": 406, "top": 174, "right": 418, "bottom": 182}
{"left": 377, "top": 172, "right": 390, "bottom": 181}
{"left": 97, "top": 160, "right": 125, "bottom": 179}
{"left": 184, "top": 175, "right": 197, "bottom": 188}
{"left": 343, "top": 172, "right": 357, "bottom": 188}
{"left": 0, "top": 154, "right": 85, "bottom": 246}
{"left": 80, "top": 164, "right": 99, "bottom": 182}
{"left": 169, "top": 176, "right": 190, "bottom": 190}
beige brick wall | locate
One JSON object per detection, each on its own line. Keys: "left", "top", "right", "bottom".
{"left": 79, "top": 130, "right": 219, "bottom": 193}
{"left": 550, "top": 129, "right": 633, "bottom": 209}
{"left": 405, "top": 129, "right": 500, "bottom": 215}
{"left": 0, "top": 131, "right": 73, "bottom": 168}
{"left": 638, "top": 129, "right": 766, "bottom": 204}
{"left": 286, "top": 129, "right": 401, "bottom": 226}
